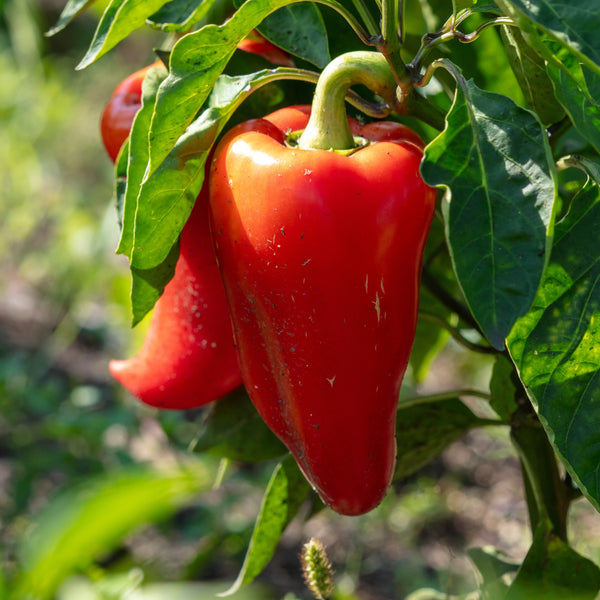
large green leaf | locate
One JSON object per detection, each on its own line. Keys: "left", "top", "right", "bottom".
{"left": 421, "top": 71, "right": 556, "bottom": 349}
{"left": 146, "top": 0, "right": 315, "bottom": 176}
{"left": 11, "top": 464, "right": 215, "bottom": 600}
{"left": 222, "top": 456, "right": 312, "bottom": 596}
{"left": 507, "top": 157, "right": 600, "bottom": 510}
{"left": 495, "top": 1, "right": 600, "bottom": 154}
{"left": 76, "top": 0, "right": 171, "bottom": 69}
{"left": 495, "top": 0, "right": 600, "bottom": 73}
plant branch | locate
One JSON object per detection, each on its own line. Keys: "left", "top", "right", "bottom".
{"left": 408, "top": 17, "right": 514, "bottom": 82}
{"left": 378, "top": 0, "right": 412, "bottom": 97}
{"left": 419, "top": 311, "right": 497, "bottom": 354}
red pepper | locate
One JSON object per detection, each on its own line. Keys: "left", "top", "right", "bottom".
{"left": 209, "top": 101, "right": 436, "bottom": 514}
{"left": 109, "top": 190, "right": 242, "bottom": 410}
{"left": 106, "top": 36, "right": 294, "bottom": 409}
{"left": 237, "top": 30, "right": 296, "bottom": 68}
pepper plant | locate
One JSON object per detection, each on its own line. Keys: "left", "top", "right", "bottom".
{"left": 42, "top": 0, "right": 600, "bottom": 597}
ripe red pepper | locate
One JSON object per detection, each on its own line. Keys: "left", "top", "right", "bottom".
{"left": 106, "top": 36, "right": 294, "bottom": 409}
{"left": 109, "top": 190, "right": 242, "bottom": 410}
{"left": 209, "top": 100, "right": 436, "bottom": 514}
{"left": 237, "top": 30, "right": 296, "bottom": 68}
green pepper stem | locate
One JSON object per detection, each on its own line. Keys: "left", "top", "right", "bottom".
{"left": 298, "top": 51, "right": 397, "bottom": 151}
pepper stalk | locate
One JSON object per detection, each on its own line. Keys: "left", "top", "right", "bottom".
{"left": 298, "top": 51, "right": 398, "bottom": 151}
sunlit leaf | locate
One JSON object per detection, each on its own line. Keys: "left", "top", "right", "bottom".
{"left": 495, "top": 0, "right": 600, "bottom": 72}
{"left": 147, "top": 0, "right": 312, "bottom": 174}
{"left": 131, "top": 68, "right": 308, "bottom": 271}
{"left": 508, "top": 157, "right": 600, "bottom": 510}
{"left": 421, "top": 70, "right": 556, "bottom": 349}
{"left": 77, "top": 0, "right": 170, "bottom": 69}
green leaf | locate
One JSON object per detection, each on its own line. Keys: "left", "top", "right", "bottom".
{"left": 495, "top": 0, "right": 600, "bottom": 73}
{"left": 507, "top": 158, "right": 600, "bottom": 511}
{"left": 130, "top": 239, "right": 179, "bottom": 326}
{"left": 45, "top": 0, "right": 96, "bottom": 36}
{"left": 193, "top": 388, "right": 288, "bottom": 461}
{"left": 489, "top": 354, "right": 518, "bottom": 420}
{"left": 496, "top": 0, "right": 600, "bottom": 154}
{"left": 421, "top": 72, "right": 556, "bottom": 350}
{"left": 505, "top": 520, "right": 600, "bottom": 600}
{"left": 116, "top": 62, "right": 167, "bottom": 259}
{"left": 76, "top": 0, "right": 170, "bottom": 69}
{"left": 147, "top": 0, "right": 308, "bottom": 174}
{"left": 12, "top": 463, "right": 215, "bottom": 600}
{"left": 547, "top": 63, "right": 600, "bottom": 155}
{"left": 394, "top": 398, "right": 486, "bottom": 480}
{"left": 499, "top": 25, "right": 565, "bottom": 126}
{"left": 147, "top": 0, "right": 221, "bottom": 32}
{"left": 258, "top": 3, "right": 330, "bottom": 67}
{"left": 131, "top": 68, "right": 305, "bottom": 270}
{"left": 222, "top": 456, "right": 312, "bottom": 596}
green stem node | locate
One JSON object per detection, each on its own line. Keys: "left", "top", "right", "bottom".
{"left": 298, "top": 51, "right": 397, "bottom": 151}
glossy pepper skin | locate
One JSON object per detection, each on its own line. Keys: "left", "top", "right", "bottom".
{"left": 209, "top": 105, "right": 436, "bottom": 515}
{"left": 109, "top": 192, "right": 242, "bottom": 410}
